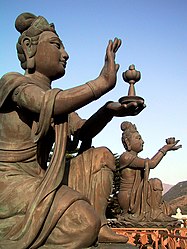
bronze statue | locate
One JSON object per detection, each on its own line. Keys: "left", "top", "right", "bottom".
{"left": 0, "top": 13, "right": 145, "bottom": 248}
{"left": 118, "top": 121, "right": 182, "bottom": 224}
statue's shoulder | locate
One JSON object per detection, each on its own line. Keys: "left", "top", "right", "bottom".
{"left": 0, "top": 72, "right": 39, "bottom": 91}
{"left": 0, "top": 72, "right": 29, "bottom": 108}
{"left": 119, "top": 151, "right": 136, "bottom": 169}
{"left": 2, "top": 72, "right": 23, "bottom": 77}
{"left": 120, "top": 151, "right": 134, "bottom": 161}
{"left": 0, "top": 72, "right": 26, "bottom": 85}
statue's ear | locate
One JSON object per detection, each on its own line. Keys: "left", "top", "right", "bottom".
{"left": 125, "top": 138, "right": 131, "bottom": 151}
{"left": 21, "top": 37, "right": 33, "bottom": 58}
{"left": 21, "top": 37, "right": 36, "bottom": 71}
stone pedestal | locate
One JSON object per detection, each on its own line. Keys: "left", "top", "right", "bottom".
{"left": 39, "top": 243, "right": 137, "bottom": 248}
{"left": 93, "top": 243, "right": 138, "bottom": 248}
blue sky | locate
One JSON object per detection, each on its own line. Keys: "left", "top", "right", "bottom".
{"left": 1, "top": 0, "right": 187, "bottom": 185}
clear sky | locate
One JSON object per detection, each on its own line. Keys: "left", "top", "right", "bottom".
{"left": 1, "top": 0, "right": 187, "bottom": 185}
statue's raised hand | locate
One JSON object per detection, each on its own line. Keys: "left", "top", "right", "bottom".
{"left": 99, "top": 38, "right": 121, "bottom": 90}
{"left": 164, "top": 137, "right": 182, "bottom": 151}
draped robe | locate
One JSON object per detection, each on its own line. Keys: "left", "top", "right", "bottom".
{"left": 0, "top": 72, "right": 90, "bottom": 248}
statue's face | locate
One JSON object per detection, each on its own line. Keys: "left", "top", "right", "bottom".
{"left": 34, "top": 31, "right": 69, "bottom": 80}
{"left": 129, "top": 132, "right": 144, "bottom": 153}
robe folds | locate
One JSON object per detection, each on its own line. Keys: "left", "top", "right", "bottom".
{"left": 0, "top": 73, "right": 89, "bottom": 248}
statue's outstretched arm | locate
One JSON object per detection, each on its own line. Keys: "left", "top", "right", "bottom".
{"left": 147, "top": 137, "right": 182, "bottom": 169}
{"left": 121, "top": 138, "right": 182, "bottom": 170}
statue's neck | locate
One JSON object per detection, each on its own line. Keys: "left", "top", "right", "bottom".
{"left": 25, "top": 71, "right": 52, "bottom": 90}
{"left": 129, "top": 150, "right": 138, "bottom": 156}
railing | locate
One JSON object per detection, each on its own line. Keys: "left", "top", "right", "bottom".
{"left": 112, "top": 227, "right": 187, "bottom": 249}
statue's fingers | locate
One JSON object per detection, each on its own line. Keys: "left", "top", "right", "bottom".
{"left": 106, "top": 40, "right": 113, "bottom": 54}
{"left": 125, "top": 101, "right": 138, "bottom": 108}
{"left": 114, "top": 38, "right": 122, "bottom": 53}
{"left": 175, "top": 139, "right": 180, "bottom": 144}
{"left": 115, "top": 63, "right": 120, "bottom": 72}
{"left": 133, "top": 105, "right": 146, "bottom": 115}
{"left": 176, "top": 144, "right": 182, "bottom": 149}
{"left": 112, "top": 38, "right": 121, "bottom": 53}
{"left": 118, "top": 39, "right": 122, "bottom": 48}
{"left": 112, "top": 38, "right": 118, "bottom": 51}
{"left": 172, "top": 144, "right": 182, "bottom": 150}
{"left": 136, "top": 104, "right": 146, "bottom": 112}
{"left": 105, "top": 40, "right": 113, "bottom": 62}
{"left": 107, "top": 102, "right": 121, "bottom": 111}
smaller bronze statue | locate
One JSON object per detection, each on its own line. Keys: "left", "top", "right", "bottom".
{"left": 118, "top": 121, "right": 182, "bottom": 225}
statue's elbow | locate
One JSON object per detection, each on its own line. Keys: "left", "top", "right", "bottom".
{"left": 149, "top": 161, "right": 156, "bottom": 169}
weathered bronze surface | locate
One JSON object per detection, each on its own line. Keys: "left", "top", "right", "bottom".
{"left": 118, "top": 121, "right": 182, "bottom": 226}
{"left": 0, "top": 13, "right": 145, "bottom": 248}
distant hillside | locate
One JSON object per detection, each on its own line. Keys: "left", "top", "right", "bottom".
{"left": 163, "top": 181, "right": 187, "bottom": 214}
{"left": 168, "top": 195, "right": 187, "bottom": 213}
{"left": 163, "top": 181, "right": 187, "bottom": 201}
{"left": 163, "top": 183, "right": 173, "bottom": 194}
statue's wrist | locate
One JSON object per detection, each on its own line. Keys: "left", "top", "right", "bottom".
{"left": 159, "top": 148, "right": 167, "bottom": 156}
{"left": 86, "top": 81, "right": 102, "bottom": 100}
{"left": 98, "top": 102, "right": 114, "bottom": 121}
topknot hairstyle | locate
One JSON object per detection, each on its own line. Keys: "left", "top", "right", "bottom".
{"left": 121, "top": 121, "right": 138, "bottom": 150}
{"left": 15, "top": 12, "right": 37, "bottom": 34}
{"left": 121, "top": 121, "right": 137, "bottom": 133}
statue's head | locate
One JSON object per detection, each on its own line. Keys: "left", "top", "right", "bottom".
{"left": 15, "top": 12, "right": 69, "bottom": 80}
{"left": 121, "top": 121, "right": 144, "bottom": 153}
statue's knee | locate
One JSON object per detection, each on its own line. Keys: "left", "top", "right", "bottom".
{"left": 47, "top": 200, "right": 100, "bottom": 246}
{"left": 93, "top": 147, "right": 115, "bottom": 171}
{"left": 82, "top": 202, "right": 101, "bottom": 231}
{"left": 75, "top": 200, "right": 101, "bottom": 244}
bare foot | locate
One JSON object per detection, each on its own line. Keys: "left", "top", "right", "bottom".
{"left": 98, "top": 225, "right": 128, "bottom": 243}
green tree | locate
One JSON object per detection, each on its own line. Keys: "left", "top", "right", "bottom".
{"left": 106, "top": 153, "right": 122, "bottom": 219}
